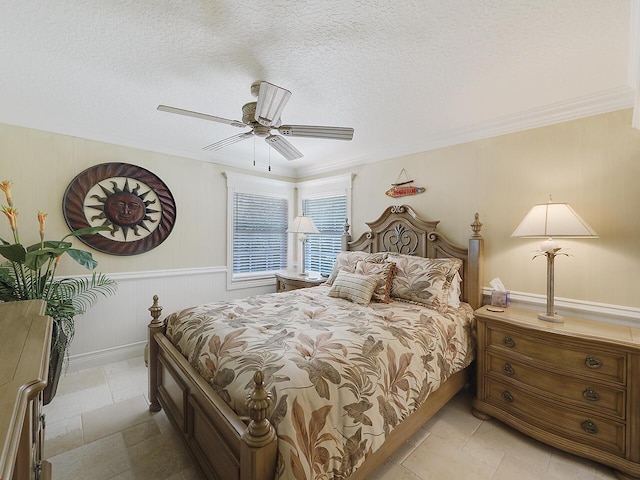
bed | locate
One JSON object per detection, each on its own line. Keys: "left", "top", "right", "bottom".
{"left": 147, "top": 204, "right": 484, "bottom": 480}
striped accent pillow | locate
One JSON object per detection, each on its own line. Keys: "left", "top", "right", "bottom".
{"left": 328, "top": 271, "right": 379, "bottom": 305}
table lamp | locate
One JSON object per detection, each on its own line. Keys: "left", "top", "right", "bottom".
{"left": 511, "top": 197, "right": 598, "bottom": 323}
{"left": 287, "top": 214, "right": 319, "bottom": 276}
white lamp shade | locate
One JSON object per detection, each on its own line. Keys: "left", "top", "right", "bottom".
{"left": 255, "top": 81, "right": 291, "bottom": 127}
{"left": 511, "top": 202, "right": 598, "bottom": 238}
{"left": 287, "top": 215, "right": 319, "bottom": 234}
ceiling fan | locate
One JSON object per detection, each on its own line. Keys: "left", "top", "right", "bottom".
{"left": 157, "top": 81, "right": 354, "bottom": 161}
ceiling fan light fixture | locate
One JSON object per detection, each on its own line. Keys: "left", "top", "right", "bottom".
{"left": 255, "top": 81, "right": 291, "bottom": 127}
{"left": 278, "top": 124, "right": 354, "bottom": 140}
{"left": 158, "top": 81, "right": 354, "bottom": 161}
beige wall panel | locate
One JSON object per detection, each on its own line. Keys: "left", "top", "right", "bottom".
{"left": 0, "top": 127, "right": 288, "bottom": 274}
{"left": 327, "top": 109, "right": 640, "bottom": 308}
{"left": 1, "top": 108, "right": 638, "bottom": 310}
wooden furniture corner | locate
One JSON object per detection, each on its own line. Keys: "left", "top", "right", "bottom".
{"left": 0, "top": 300, "right": 53, "bottom": 480}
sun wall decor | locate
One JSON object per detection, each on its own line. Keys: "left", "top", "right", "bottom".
{"left": 63, "top": 163, "right": 176, "bottom": 255}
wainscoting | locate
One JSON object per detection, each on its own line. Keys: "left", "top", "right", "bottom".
{"left": 67, "top": 267, "right": 274, "bottom": 372}
{"left": 65, "top": 266, "right": 639, "bottom": 373}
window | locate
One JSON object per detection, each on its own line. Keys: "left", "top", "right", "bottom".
{"left": 297, "top": 174, "right": 352, "bottom": 277}
{"left": 226, "top": 172, "right": 294, "bottom": 289}
{"left": 233, "top": 192, "right": 288, "bottom": 273}
{"left": 303, "top": 195, "right": 347, "bottom": 276}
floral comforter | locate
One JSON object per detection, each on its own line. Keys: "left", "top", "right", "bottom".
{"left": 165, "top": 285, "right": 476, "bottom": 480}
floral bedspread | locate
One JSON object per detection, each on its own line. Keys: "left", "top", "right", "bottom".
{"left": 165, "top": 285, "right": 476, "bottom": 480}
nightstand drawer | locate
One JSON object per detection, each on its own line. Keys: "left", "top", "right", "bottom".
{"left": 487, "top": 326, "right": 626, "bottom": 384}
{"left": 486, "top": 353, "right": 626, "bottom": 419}
{"left": 485, "top": 378, "right": 625, "bottom": 456}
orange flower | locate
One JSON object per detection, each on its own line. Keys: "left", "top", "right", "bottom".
{"left": 2, "top": 205, "right": 18, "bottom": 230}
{"left": 37, "top": 211, "right": 48, "bottom": 239}
{"left": 0, "top": 180, "right": 12, "bottom": 206}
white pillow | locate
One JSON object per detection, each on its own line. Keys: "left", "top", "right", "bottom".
{"left": 448, "top": 272, "right": 462, "bottom": 309}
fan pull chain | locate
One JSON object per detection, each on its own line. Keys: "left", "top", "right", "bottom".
{"left": 253, "top": 136, "right": 256, "bottom": 167}
{"left": 268, "top": 145, "right": 271, "bottom": 172}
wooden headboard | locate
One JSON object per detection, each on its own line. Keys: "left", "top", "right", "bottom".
{"left": 341, "top": 205, "right": 484, "bottom": 310}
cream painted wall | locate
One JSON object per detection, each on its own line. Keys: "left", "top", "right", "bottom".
{"left": 0, "top": 122, "right": 294, "bottom": 276}
{"left": 325, "top": 109, "right": 639, "bottom": 309}
{"left": 1, "top": 108, "right": 638, "bottom": 322}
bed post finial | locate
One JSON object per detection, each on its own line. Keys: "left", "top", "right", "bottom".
{"left": 341, "top": 217, "right": 352, "bottom": 251}
{"left": 243, "top": 371, "right": 276, "bottom": 447}
{"left": 468, "top": 214, "right": 484, "bottom": 310}
{"left": 148, "top": 295, "right": 165, "bottom": 412}
{"left": 149, "top": 295, "right": 163, "bottom": 326}
{"left": 471, "top": 213, "right": 483, "bottom": 238}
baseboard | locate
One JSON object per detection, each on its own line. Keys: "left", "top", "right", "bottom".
{"left": 67, "top": 341, "right": 146, "bottom": 373}
{"left": 483, "top": 288, "right": 640, "bottom": 327}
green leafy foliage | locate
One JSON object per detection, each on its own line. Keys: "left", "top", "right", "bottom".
{"left": 0, "top": 181, "right": 117, "bottom": 355}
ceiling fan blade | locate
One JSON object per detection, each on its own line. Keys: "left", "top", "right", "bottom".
{"left": 277, "top": 124, "right": 354, "bottom": 140}
{"left": 265, "top": 135, "right": 303, "bottom": 161}
{"left": 255, "top": 82, "right": 291, "bottom": 127}
{"left": 203, "top": 132, "right": 254, "bottom": 151}
{"left": 157, "top": 105, "right": 247, "bottom": 128}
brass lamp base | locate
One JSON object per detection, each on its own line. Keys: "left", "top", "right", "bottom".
{"left": 538, "top": 312, "right": 564, "bottom": 323}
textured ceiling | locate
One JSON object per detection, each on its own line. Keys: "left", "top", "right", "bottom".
{"left": 0, "top": 1, "right": 636, "bottom": 177}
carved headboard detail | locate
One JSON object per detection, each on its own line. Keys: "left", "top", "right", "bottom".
{"left": 342, "top": 205, "right": 484, "bottom": 310}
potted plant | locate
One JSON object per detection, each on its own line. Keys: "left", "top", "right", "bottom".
{"left": 0, "top": 180, "right": 117, "bottom": 404}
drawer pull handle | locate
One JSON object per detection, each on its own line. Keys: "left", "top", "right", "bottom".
{"left": 584, "top": 355, "right": 602, "bottom": 369}
{"left": 502, "top": 363, "right": 515, "bottom": 376}
{"left": 503, "top": 336, "right": 516, "bottom": 348}
{"left": 582, "top": 387, "right": 600, "bottom": 402}
{"left": 581, "top": 419, "right": 599, "bottom": 435}
{"left": 502, "top": 390, "right": 514, "bottom": 402}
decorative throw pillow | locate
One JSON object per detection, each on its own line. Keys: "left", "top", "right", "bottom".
{"left": 386, "top": 253, "right": 462, "bottom": 312}
{"left": 328, "top": 271, "right": 379, "bottom": 305}
{"left": 354, "top": 260, "right": 395, "bottom": 303}
{"left": 326, "top": 251, "right": 388, "bottom": 285}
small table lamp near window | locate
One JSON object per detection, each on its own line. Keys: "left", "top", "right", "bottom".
{"left": 287, "top": 214, "right": 319, "bottom": 276}
{"left": 512, "top": 197, "right": 598, "bottom": 323}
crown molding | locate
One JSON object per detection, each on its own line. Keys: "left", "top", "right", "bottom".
{"left": 297, "top": 86, "right": 635, "bottom": 178}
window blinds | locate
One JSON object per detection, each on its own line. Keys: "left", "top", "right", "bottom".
{"left": 233, "top": 192, "right": 288, "bottom": 273}
{"left": 303, "top": 195, "right": 347, "bottom": 277}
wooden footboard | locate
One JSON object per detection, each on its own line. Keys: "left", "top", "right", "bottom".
{"left": 148, "top": 296, "right": 471, "bottom": 480}
{"left": 148, "top": 295, "right": 277, "bottom": 480}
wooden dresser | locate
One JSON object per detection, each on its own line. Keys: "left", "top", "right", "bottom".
{"left": 0, "top": 300, "right": 53, "bottom": 480}
{"left": 472, "top": 305, "right": 640, "bottom": 480}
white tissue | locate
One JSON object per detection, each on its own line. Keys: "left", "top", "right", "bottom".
{"left": 490, "top": 278, "right": 509, "bottom": 307}
{"left": 490, "top": 278, "right": 506, "bottom": 292}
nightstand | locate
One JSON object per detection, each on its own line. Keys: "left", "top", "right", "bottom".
{"left": 472, "top": 305, "right": 640, "bottom": 480}
{"left": 275, "top": 270, "right": 325, "bottom": 292}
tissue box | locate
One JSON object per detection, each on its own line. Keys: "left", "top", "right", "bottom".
{"left": 491, "top": 290, "right": 510, "bottom": 307}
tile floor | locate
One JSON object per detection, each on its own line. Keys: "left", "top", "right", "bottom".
{"left": 43, "top": 357, "right": 620, "bottom": 480}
